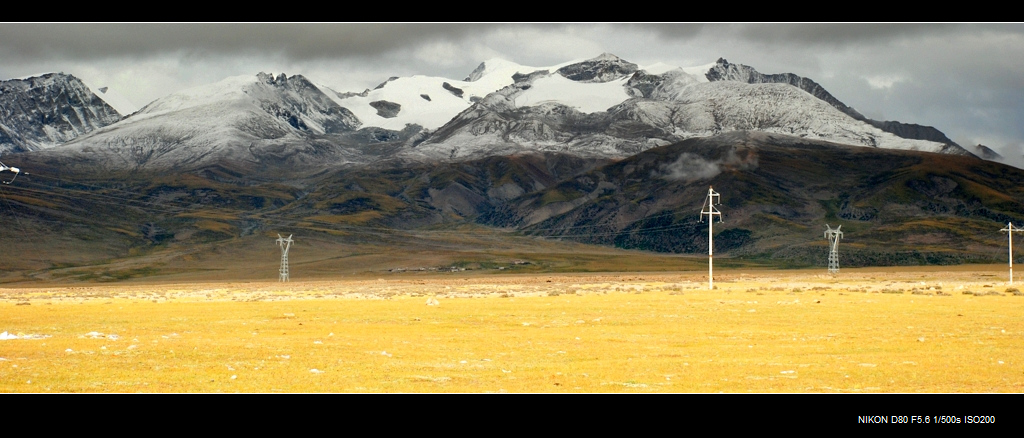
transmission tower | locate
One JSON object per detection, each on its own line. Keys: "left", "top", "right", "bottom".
{"left": 1001, "top": 222, "right": 1024, "bottom": 284}
{"left": 824, "top": 224, "right": 843, "bottom": 275}
{"left": 276, "top": 234, "right": 293, "bottom": 282}
{"left": 698, "top": 186, "right": 722, "bottom": 290}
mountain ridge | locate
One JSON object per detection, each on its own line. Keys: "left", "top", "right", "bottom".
{"left": 705, "top": 58, "right": 969, "bottom": 156}
{"left": 0, "top": 73, "right": 123, "bottom": 154}
{"left": 2, "top": 54, "right": 982, "bottom": 172}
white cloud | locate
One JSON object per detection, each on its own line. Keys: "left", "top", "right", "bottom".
{"left": 864, "top": 74, "right": 906, "bottom": 90}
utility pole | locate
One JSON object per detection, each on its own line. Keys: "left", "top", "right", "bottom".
{"left": 1001, "top": 222, "right": 1023, "bottom": 285}
{"left": 824, "top": 224, "right": 843, "bottom": 275}
{"left": 276, "top": 234, "right": 293, "bottom": 282}
{"left": 699, "top": 186, "right": 722, "bottom": 290}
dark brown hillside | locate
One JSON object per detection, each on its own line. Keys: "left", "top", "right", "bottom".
{"left": 0, "top": 152, "right": 608, "bottom": 282}
{"left": 478, "top": 131, "right": 1024, "bottom": 267}
{"left": 2, "top": 131, "right": 1023, "bottom": 283}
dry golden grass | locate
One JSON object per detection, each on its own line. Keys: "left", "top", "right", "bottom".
{"left": 1, "top": 266, "right": 1022, "bottom": 393}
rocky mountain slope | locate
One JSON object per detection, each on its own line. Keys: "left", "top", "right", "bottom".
{"left": 4, "top": 54, "right": 979, "bottom": 171}
{"left": 403, "top": 54, "right": 971, "bottom": 162}
{"left": 27, "top": 72, "right": 422, "bottom": 175}
{"left": 401, "top": 56, "right": 958, "bottom": 160}
{"left": 705, "top": 58, "right": 968, "bottom": 155}
{"left": 0, "top": 73, "right": 122, "bottom": 154}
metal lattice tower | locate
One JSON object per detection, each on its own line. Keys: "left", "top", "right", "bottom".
{"left": 276, "top": 234, "right": 293, "bottom": 282}
{"left": 698, "top": 186, "right": 722, "bottom": 290}
{"left": 1001, "top": 222, "right": 1023, "bottom": 284}
{"left": 824, "top": 224, "right": 843, "bottom": 275}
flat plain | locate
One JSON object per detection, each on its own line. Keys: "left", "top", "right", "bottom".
{"left": 1, "top": 265, "right": 1021, "bottom": 393}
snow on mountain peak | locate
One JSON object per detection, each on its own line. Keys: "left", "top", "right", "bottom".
{"left": 133, "top": 74, "right": 259, "bottom": 119}
{"left": 593, "top": 52, "right": 624, "bottom": 61}
{"left": 331, "top": 59, "right": 561, "bottom": 131}
{"left": 464, "top": 58, "right": 526, "bottom": 82}
{"left": 12, "top": 55, "right": 973, "bottom": 169}
{"left": 515, "top": 74, "right": 631, "bottom": 113}
{"left": 52, "top": 71, "right": 361, "bottom": 168}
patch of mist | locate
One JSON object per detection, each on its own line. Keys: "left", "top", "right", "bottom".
{"left": 655, "top": 148, "right": 758, "bottom": 182}
{"left": 991, "top": 142, "right": 1024, "bottom": 170}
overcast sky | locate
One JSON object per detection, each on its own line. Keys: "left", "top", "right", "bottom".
{"left": 3, "top": 23, "right": 1023, "bottom": 163}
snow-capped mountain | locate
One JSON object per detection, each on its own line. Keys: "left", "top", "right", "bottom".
{"left": 45, "top": 72, "right": 365, "bottom": 169}
{"left": 704, "top": 58, "right": 968, "bottom": 155}
{"left": 0, "top": 73, "right": 122, "bottom": 153}
{"left": 7, "top": 54, "right": 976, "bottom": 170}
{"left": 403, "top": 54, "right": 966, "bottom": 161}
{"left": 323, "top": 57, "right": 587, "bottom": 132}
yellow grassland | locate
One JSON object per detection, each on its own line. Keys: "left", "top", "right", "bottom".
{"left": 107, "top": 227, "right": 142, "bottom": 237}
{"left": 174, "top": 211, "right": 241, "bottom": 221}
{"left": 1, "top": 267, "right": 1021, "bottom": 393}
{"left": 195, "top": 220, "right": 236, "bottom": 234}
{"left": 306, "top": 211, "right": 383, "bottom": 225}
{"left": 0, "top": 193, "right": 59, "bottom": 209}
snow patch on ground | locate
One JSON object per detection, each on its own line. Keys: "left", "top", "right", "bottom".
{"left": 0, "top": 331, "right": 50, "bottom": 340}
{"left": 82, "top": 331, "right": 119, "bottom": 340}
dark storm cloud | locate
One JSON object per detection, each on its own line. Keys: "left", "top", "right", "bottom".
{"left": 720, "top": 23, "right": 960, "bottom": 46}
{"left": 0, "top": 23, "right": 572, "bottom": 61}
{"left": 4, "top": 23, "right": 1020, "bottom": 64}
{"left": 0, "top": 23, "right": 503, "bottom": 60}
{"left": 640, "top": 23, "right": 1018, "bottom": 47}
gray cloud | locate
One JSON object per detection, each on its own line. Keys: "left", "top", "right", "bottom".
{"left": 717, "top": 23, "right": 960, "bottom": 47}
{"left": 0, "top": 23, "right": 575, "bottom": 61}
{"left": 1, "top": 24, "right": 445, "bottom": 59}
